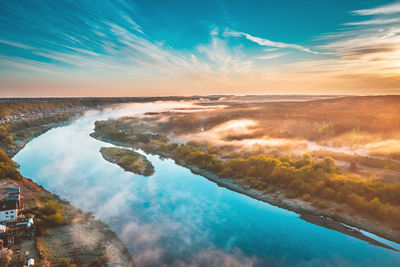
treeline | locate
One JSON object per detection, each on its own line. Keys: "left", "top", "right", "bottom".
{"left": 0, "top": 149, "right": 22, "bottom": 180}
{"left": 0, "top": 124, "right": 14, "bottom": 151}
{"left": 0, "top": 113, "right": 76, "bottom": 154}
{"left": 93, "top": 120, "right": 168, "bottom": 144}
{"left": 312, "top": 150, "right": 400, "bottom": 172}
{"left": 0, "top": 98, "right": 126, "bottom": 118}
{"left": 0, "top": 98, "right": 94, "bottom": 118}
{"left": 0, "top": 98, "right": 122, "bottom": 154}
{"left": 0, "top": 96, "right": 218, "bottom": 118}
{"left": 10, "top": 113, "right": 72, "bottom": 132}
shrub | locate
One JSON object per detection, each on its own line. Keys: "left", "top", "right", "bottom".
{"left": 312, "top": 200, "right": 329, "bottom": 209}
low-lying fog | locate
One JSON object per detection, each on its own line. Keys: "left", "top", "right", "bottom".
{"left": 12, "top": 100, "right": 400, "bottom": 266}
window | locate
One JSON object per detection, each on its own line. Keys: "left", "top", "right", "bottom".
{"left": 5, "top": 212, "right": 8, "bottom": 214}
{"left": 10, "top": 211, "right": 13, "bottom": 213}
{"left": 10, "top": 215, "right": 14, "bottom": 218}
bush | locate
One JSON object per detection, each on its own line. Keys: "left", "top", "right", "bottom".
{"left": 321, "top": 188, "right": 336, "bottom": 199}
{"left": 37, "top": 200, "right": 67, "bottom": 229}
{"left": 315, "top": 156, "right": 338, "bottom": 173}
{"left": 347, "top": 193, "right": 367, "bottom": 211}
{"left": 312, "top": 200, "right": 329, "bottom": 209}
{"left": 0, "top": 149, "right": 22, "bottom": 180}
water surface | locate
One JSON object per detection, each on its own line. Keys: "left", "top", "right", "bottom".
{"left": 13, "top": 102, "right": 400, "bottom": 266}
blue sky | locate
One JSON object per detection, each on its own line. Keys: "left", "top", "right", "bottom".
{"left": 0, "top": 0, "right": 399, "bottom": 96}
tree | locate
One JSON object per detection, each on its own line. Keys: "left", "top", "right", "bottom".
{"left": 315, "top": 156, "right": 339, "bottom": 173}
{"left": 349, "top": 161, "right": 358, "bottom": 172}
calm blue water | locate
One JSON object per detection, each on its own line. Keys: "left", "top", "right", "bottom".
{"left": 13, "top": 103, "right": 400, "bottom": 266}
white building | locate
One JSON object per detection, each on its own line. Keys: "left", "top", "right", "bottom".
{"left": 0, "top": 200, "right": 18, "bottom": 223}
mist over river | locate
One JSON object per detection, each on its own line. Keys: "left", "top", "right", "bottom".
{"left": 13, "top": 102, "right": 400, "bottom": 266}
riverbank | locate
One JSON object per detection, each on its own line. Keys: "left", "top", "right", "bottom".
{"left": 91, "top": 133, "right": 400, "bottom": 248}
{"left": 7, "top": 117, "right": 79, "bottom": 158}
{"left": 0, "top": 109, "right": 136, "bottom": 266}
{"left": 0, "top": 175, "right": 135, "bottom": 266}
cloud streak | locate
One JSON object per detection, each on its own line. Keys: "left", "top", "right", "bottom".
{"left": 344, "top": 17, "right": 400, "bottom": 26}
{"left": 255, "top": 52, "right": 287, "bottom": 60}
{"left": 351, "top": 2, "right": 400, "bottom": 15}
{"left": 223, "top": 30, "right": 319, "bottom": 54}
{"left": 0, "top": 39, "right": 34, "bottom": 49}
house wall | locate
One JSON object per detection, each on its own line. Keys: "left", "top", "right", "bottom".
{"left": 0, "top": 209, "right": 18, "bottom": 223}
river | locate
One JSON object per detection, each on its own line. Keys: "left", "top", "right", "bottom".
{"left": 13, "top": 102, "right": 400, "bottom": 266}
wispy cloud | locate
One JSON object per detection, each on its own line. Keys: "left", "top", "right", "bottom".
{"left": 0, "top": 39, "right": 34, "bottom": 49}
{"left": 344, "top": 17, "right": 400, "bottom": 26}
{"left": 351, "top": 2, "right": 400, "bottom": 15}
{"left": 255, "top": 52, "right": 287, "bottom": 60}
{"left": 347, "top": 1, "right": 400, "bottom": 26}
{"left": 223, "top": 30, "right": 319, "bottom": 54}
{"left": 271, "top": 1, "right": 400, "bottom": 94}
{"left": 317, "top": 2, "right": 400, "bottom": 66}
{"left": 197, "top": 28, "right": 251, "bottom": 74}
{"left": 122, "top": 15, "right": 144, "bottom": 34}
{"left": 0, "top": 56, "right": 59, "bottom": 74}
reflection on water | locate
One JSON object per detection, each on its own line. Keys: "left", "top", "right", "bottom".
{"left": 13, "top": 102, "right": 400, "bottom": 266}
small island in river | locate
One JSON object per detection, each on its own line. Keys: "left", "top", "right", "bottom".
{"left": 100, "top": 147, "right": 155, "bottom": 176}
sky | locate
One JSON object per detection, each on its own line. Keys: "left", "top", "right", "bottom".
{"left": 0, "top": 0, "right": 400, "bottom": 97}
